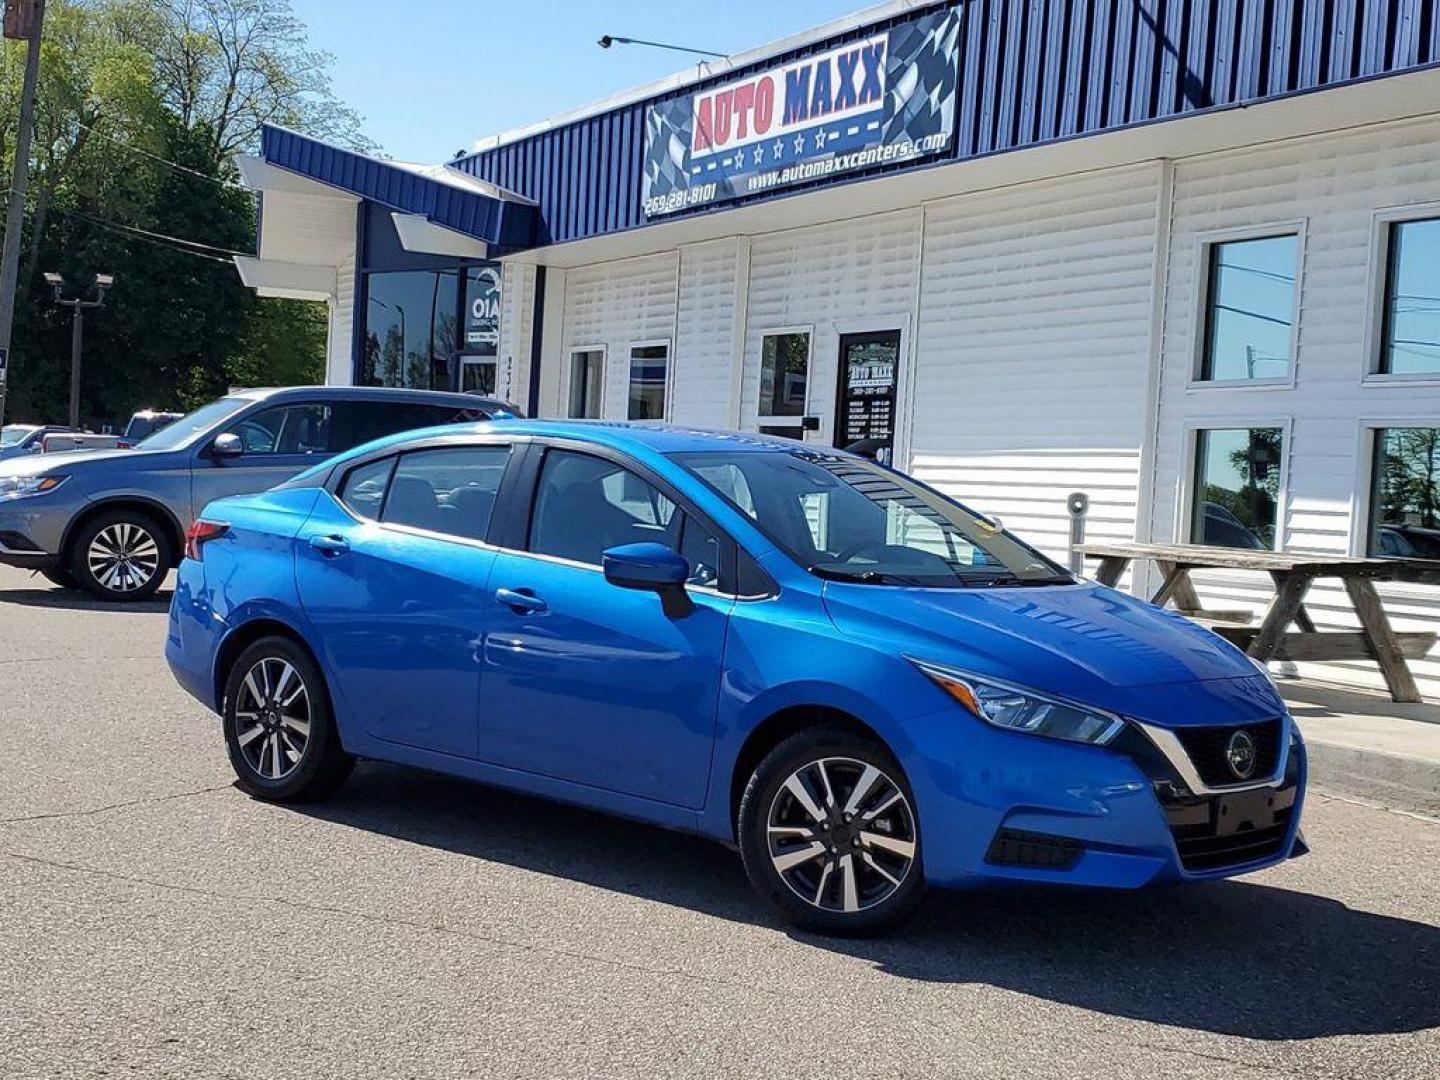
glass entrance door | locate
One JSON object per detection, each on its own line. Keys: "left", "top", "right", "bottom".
{"left": 834, "top": 330, "right": 900, "bottom": 464}
{"left": 460, "top": 355, "right": 499, "bottom": 397}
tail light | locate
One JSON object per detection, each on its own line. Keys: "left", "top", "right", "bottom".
{"left": 185, "top": 519, "right": 229, "bottom": 561}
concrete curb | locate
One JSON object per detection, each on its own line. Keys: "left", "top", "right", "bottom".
{"left": 1303, "top": 738, "right": 1440, "bottom": 819}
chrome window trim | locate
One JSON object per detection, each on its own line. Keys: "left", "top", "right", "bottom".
{"left": 1134, "top": 717, "right": 1290, "bottom": 795}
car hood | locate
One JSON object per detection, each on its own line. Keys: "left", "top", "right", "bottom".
{"left": 823, "top": 579, "right": 1285, "bottom": 725}
{"left": 0, "top": 446, "right": 152, "bottom": 476}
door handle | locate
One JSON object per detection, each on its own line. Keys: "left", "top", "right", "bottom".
{"left": 308, "top": 534, "right": 351, "bottom": 557}
{"left": 495, "top": 587, "right": 547, "bottom": 614}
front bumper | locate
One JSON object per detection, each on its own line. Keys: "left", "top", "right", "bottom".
{"left": 907, "top": 709, "right": 1306, "bottom": 890}
{"left": 0, "top": 501, "right": 63, "bottom": 568}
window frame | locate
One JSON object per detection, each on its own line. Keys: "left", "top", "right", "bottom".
{"left": 326, "top": 434, "right": 521, "bottom": 551}
{"left": 754, "top": 325, "right": 815, "bottom": 430}
{"left": 1178, "top": 417, "right": 1293, "bottom": 554}
{"left": 1363, "top": 203, "right": 1440, "bottom": 386}
{"left": 511, "top": 440, "right": 749, "bottom": 597}
{"left": 1350, "top": 417, "right": 1440, "bottom": 564}
{"left": 626, "top": 338, "right": 672, "bottom": 421}
{"left": 1188, "top": 223, "right": 1305, "bottom": 392}
{"left": 566, "top": 345, "right": 607, "bottom": 419}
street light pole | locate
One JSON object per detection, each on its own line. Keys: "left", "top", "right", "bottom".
{"left": 0, "top": 0, "right": 48, "bottom": 427}
{"left": 45, "top": 273, "right": 113, "bottom": 429}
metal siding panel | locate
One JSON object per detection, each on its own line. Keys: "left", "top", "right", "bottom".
{"left": 1060, "top": 0, "right": 1089, "bottom": 135}
{"left": 1038, "top": 0, "right": 1067, "bottom": 139}
{"left": 1154, "top": 0, "right": 1185, "bottom": 116}
{"left": 1085, "top": 0, "right": 1113, "bottom": 131}
{"left": 1237, "top": 0, "right": 1267, "bottom": 98}
{"left": 1359, "top": 0, "right": 1392, "bottom": 73}
{"left": 1298, "top": 0, "right": 1328, "bottom": 85}
{"left": 1183, "top": 0, "right": 1213, "bottom": 110}
{"left": 978, "top": 0, "right": 1005, "bottom": 152}
{"left": 1129, "top": 0, "right": 1159, "bottom": 124}
{"left": 958, "top": 0, "right": 987, "bottom": 155}
{"left": 1107, "top": 0, "right": 1136, "bottom": 127}
{"left": 1268, "top": 0, "right": 1297, "bottom": 94}
{"left": 996, "top": 0, "right": 1027, "bottom": 150}
{"left": 1330, "top": 0, "right": 1359, "bottom": 81}
{"left": 1017, "top": 0, "right": 1046, "bottom": 145}
{"left": 1210, "top": 0, "right": 1238, "bottom": 104}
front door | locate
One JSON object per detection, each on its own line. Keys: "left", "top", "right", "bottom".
{"left": 834, "top": 330, "right": 901, "bottom": 465}
{"left": 478, "top": 447, "right": 732, "bottom": 808}
{"left": 295, "top": 443, "right": 512, "bottom": 758}
{"left": 190, "top": 401, "right": 332, "bottom": 520}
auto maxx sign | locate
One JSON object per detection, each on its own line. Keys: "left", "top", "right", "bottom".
{"left": 641, "top": 7, "right": 960, "bottom": 218}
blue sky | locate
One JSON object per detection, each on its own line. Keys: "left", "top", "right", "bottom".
{"left": 290, "top": 0, "right": 869, "bottom": 162}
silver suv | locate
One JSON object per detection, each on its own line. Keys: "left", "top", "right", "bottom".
{"left": 0, "top": 386, "right": 518, "bottom": 600}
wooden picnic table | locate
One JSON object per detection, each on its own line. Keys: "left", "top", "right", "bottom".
{"left": 1075, "top": 542, "right": 1436, "bottom": 703}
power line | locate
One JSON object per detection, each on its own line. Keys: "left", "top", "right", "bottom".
{"left": 48, "top": 205, "right": 248, "bottom": 264}
{"left": 69, "top": 119, "right": 255, "bottom": 194}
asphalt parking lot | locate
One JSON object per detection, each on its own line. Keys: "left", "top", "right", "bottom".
{"left": 1, "top": 563, "right": 1438, "bottom": 1079}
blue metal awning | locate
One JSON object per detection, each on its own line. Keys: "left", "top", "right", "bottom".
{"left": 260, "top": 125, "right": 538, "bottom": 253}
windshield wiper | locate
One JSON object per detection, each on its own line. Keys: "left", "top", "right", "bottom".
{"left": 810, "top": 565, "right": 929, "bottom": 586}
{"left": 955, "top": 573, "right": 1074, "bottom": 588}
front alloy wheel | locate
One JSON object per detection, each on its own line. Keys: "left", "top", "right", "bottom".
{"left": 767, "top": 757, "right": 917, "bottom": 914}
{"left": 69, "top": 509, "right": 172, "bottom": 601}
{"left": 739, "top": 729, "right": 925, "bottom": 935}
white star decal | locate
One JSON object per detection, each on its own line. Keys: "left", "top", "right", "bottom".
{"left": 793, "top": 133, "right": 805, "bottom": 155}
{"left": 773, "top": 138, "right": 784, "bottom": 159}
{"left": 753, "top": 145, "right": 764, "bottom": 165}
{"left": 813, "top": 129, "right": 828, "bottom": 151}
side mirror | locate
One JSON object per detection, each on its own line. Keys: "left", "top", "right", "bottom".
{"left": 210, "top": 432, "right": 244, "bottom": 460}
{"left": 603, "top": 542, "right": 693, "bottom": 617}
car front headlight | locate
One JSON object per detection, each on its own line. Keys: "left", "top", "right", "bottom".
{"left": 0, "top": 474, "right": 67, "bottom": 499}
{"left": 911, "top": 660, "right": 1126, "bottom": 745}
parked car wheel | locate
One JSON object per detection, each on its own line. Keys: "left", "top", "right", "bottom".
{"left": 222, "top": 636, "right": 353, "bottom": 802}
{"left": 68, "top": 509, "right": 172, "bottom": 601}
{"left": 39, "top": 567, "right": 77, "bottom": 590}
{"left": 738, "top": 728, "right": 925, "bottom": 936}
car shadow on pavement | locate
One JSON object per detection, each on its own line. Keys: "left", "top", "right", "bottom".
{"left": 295, "top": 761, "right": 1440, "bottom": 1043}
{"left": 0, "top": 586, "right": 173, "bottom": 612}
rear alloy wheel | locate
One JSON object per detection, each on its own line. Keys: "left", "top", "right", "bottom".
{"left": 69, "top": 510, "right": 171, "bottom": 600}
{"left": 222, "top": 636, "right": 353, "bottom": 802}
{"left": 739, "top": 729, "right": 925, "bottom": 936}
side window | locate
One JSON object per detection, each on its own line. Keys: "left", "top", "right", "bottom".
{"left": 339, "top": 457, "right": 395, "bottom": 520}
{"left": 678, "top": 514, "right": 721, "bottom": 587}
{"left": 229, "top": 404, "right": 331, "bottom": 455}
{"left": 529, "top": 451, "right": 674, "bottom": 565}
{"left": 380, "top": 446, "right": 510, "bottom": 541}
{"left": 328, "top": 402, "right": 473, "bottom": 453}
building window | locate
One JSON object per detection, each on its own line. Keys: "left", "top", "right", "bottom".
{"left": 1191, "top": 427, "right": 1284, "bottom": 549}
{"left": 627, "top": 343, "right": 669, "bottom": 420}
{"left": 568, "top": 349, "right": 604, "bottom": 418}
{"left": 1378, "top": 218, "right": 1440, "bottom": 376}
{"left": 362, "top": 269, "right": 459, "bottom": 390}
{"left": 1368, "top": 428, "right": 1440, "bottom": 560}
{"left": 1199, "top": 235, "right": 1297, "bottom": 382}
{"left": 759, "top": 331, "right": 810, "bottom": 419}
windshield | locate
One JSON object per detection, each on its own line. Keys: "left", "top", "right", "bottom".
{"left": 134, "top": 397, "right": 250, "bottom": 451}
{"left": 1, "top": 425, "right": 38, "bottom": 447}
{"left": 674, "top": 449, "right": 1072, "bottom": 588}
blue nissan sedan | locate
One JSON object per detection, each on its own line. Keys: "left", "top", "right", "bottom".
{"left": 166, "top": 422, "right": 1306, "bottom": 935}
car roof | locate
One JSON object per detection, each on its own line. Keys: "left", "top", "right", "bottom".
{"left": 408, "top": 419, "right": 833, "bottom": 455}
{"left": 226, "top": 385, "right": 516, "bottom": 411}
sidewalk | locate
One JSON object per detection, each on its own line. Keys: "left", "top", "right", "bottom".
{"left": 1282, "top": 679, "right": 1440, "bottom": 817}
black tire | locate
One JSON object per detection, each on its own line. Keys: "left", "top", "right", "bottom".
{"left": 738, "top": 727, "right": 925, "bottom": 936}
{"left": 68, "top": 508, "right": 172, "bottom": 601}
{"left": 39, "top": 567, "right": 77, "bottom": 590}
{"left": 222, "top": 636, "right": 353, "bottom": 802}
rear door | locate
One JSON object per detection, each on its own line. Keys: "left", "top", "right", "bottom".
{"left": 295, "top": 439, "right": 514, "bottom": 758}
{"left": 477, "top": 445, "right": 733, "bottom": 808}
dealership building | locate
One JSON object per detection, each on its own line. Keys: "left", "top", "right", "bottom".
{"left": 237, "top": 0, "right": 1440, "bottom": 698}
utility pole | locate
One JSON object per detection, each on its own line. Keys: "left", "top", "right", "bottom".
{"left": 45, "top": 272, "right": 113, "bottom": 428}
{"left": 0, "top": 0, "right": 46, "bottom": 427}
